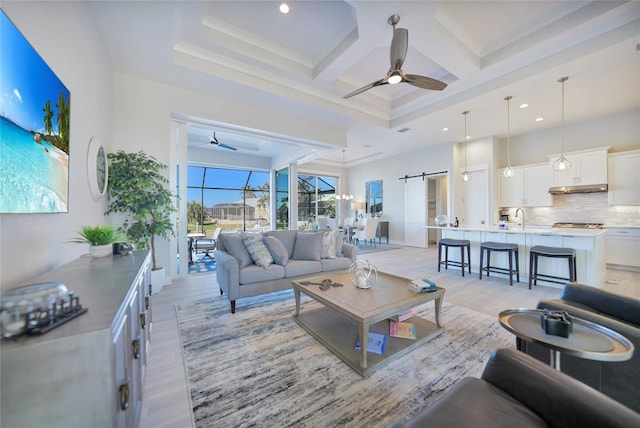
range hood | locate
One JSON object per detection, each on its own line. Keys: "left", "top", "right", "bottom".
{"left": 548, "top": 184, "right": 608, "bottom": 194}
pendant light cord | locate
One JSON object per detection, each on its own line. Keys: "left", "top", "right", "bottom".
{"left": 506, "top": 96, "right": 511, "bottom": 165}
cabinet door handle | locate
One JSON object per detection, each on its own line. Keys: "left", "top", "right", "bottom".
{"left": 145, "top": 296, "right": 150, "bottom": 310}
{"left": 140, "top": 313, "right": 146, "bottom": 329}
{"left": 119, "top": 380, "right": 130, "bottom": 411}
{"left": 132, "top": 338, "right": 140, "bottom": 359}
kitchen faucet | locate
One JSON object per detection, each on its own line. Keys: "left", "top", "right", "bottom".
{"left": 515, "top": 208, "right": 525, "bottom": 230}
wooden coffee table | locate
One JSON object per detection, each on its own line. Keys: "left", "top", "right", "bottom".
{"left": 291, "top": 270, "right": 445, "bottom": 376}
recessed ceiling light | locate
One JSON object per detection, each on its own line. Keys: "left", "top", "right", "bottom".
{"left": 536, "top": 117, "right": 544, "bottom": 122}
{"left": 465, "top": 136, "right": 471, "bottom": 140}
{"left": 363, "top": 144, "right": 373, "bottom": 148}
{"left": 520, "top": 103, "right": 529, "bottom": 109}
{"left": 279, "top": 3, "right": 289, "bottom": 13}
{"left": 397, "top": 127, "right": 410, "bottom": 133}
{"left": 442, "top": 127, "right": 449, "bottom": 131}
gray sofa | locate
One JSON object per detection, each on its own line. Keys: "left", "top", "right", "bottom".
{"left": 214, "top": 230, "right": 358, "bottom": 313}
{"left": 519, "top": 282, "right": 640, "bottom": 412}
{"left": 389, "top": 348, "right": 640, "bottom": 427}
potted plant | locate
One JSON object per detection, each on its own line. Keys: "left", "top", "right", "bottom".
{"left": 70, "top": 224, "right": 125, "bottom": 258}
{"left": 105, "top": 150, "right": 176, "bottom": 293}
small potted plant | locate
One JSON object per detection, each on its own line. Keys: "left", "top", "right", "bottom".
{"left": 70, "top": 224, "right": 125, "bottom": 258}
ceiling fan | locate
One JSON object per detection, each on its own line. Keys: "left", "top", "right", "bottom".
{"left": 343, "top": 14, "right": 448, "bottom": 99}
{"left": 209, "top": 132, "right": 237, "bottom": 151}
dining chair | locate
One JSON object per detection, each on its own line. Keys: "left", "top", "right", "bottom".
{"left": 354, "top": 217, "right": 379, "bottom": 249}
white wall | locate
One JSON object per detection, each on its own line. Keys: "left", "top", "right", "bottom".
{"left": 348, "top": 142, "right": 453, "bottom": 244}
{"left": 1, "top": 2, "right": 113, "bottom": 290}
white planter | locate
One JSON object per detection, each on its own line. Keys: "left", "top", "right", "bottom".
{"left": 90, "top": 244, "right": 112, "bottom": 258}
{"left": 150, "top": 267, "right": 164, "bottom": 294}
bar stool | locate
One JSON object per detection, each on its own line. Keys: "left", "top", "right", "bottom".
{"left": 528, "top": 245, "right": 577, "bottom": 289}
{"left": 479, "top": 242, "right": 520, "bottom": 286}
{"left": 438, "top": 238, "right": 471, "bottom": 277}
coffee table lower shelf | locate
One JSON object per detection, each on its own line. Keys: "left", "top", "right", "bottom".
{"left": 294, "top": 306, "right": 444, "bottom": 376}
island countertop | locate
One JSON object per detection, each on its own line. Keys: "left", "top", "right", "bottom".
{"left": 425, "top": 225, "right": 607, "bottom": 237}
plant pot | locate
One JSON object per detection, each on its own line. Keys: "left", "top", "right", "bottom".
{"left": 90, "top": 244, "right": 113, "bottom": 258}
{"left": 150, "top": 267, "right": 164, "bottom": 294}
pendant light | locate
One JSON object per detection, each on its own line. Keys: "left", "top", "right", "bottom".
{"left": 461, "top": 111, "right": 472, "bottom": 182}
{"left": 552, "top": 76, "right": 572, "bottom": 172}
{"left": 335, "top": 149, "right": 353, "bottom": 200}
{"left": 503, "top": 96, "right": 515, "bottom": 178}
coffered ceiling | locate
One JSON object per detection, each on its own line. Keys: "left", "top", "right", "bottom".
{"left": 86, "top": 1, "right": 640, "bottom": 166}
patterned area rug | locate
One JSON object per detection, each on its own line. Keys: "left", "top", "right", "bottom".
{"left": 176, "top": 290, "right": 514, "bottom": 428}
{"left": 188, "top": 254, "right": 216, "bottom": 275}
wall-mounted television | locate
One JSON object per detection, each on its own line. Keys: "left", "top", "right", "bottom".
{"left": 0, "top": 10, "right": 70, "bottom": 213}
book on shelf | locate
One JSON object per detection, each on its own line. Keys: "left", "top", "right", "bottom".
{"left": 355, "top": 332, "right": 387, "bottom": 355}
{"left": 390, "top": 310, "right": 414, "bottom": 322}
{"left": 389, "top": 321, "right": 417, "bottom": 340}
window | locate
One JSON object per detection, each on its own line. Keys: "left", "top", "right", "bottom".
{"left": 297, "top": 174, "right": 336, "bottom": 226}
{"left": 187, "top": 166, "right": 270, "bottom": 232}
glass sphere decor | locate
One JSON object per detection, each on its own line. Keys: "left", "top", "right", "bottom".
{"left": 349, "top": 260, "right": 378, "bottom": 289}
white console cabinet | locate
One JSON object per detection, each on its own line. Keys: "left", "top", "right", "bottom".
{"left": 0, "top": 251, "right": 152, "bottom": 428}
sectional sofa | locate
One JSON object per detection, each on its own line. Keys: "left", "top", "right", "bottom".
{"left": 214, "top": 229, "right": 358, "bottom": 313}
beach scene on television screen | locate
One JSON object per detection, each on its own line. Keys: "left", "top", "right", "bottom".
{"left": 0, "top": 11, "right": 70, "bottom": 213}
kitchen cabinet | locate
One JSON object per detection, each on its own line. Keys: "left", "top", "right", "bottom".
{"left": 499, "top": 164, "right": 552, "bottom": 207}
{"left": 550, "top": 148, "right": 608, "bottom": 187}
{"left": 0, "top": 251, "right": 152, "bottom": 428}
{"left": 606, "top": 228, "right": 640, "bottom": 268}
{"left": 608, "top": 150, "right": 640, "bottom": 206}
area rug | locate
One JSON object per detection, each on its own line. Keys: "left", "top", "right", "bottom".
{"left": 188, "top": 254, "right": 217, "bottom": 275}
{"left": 176, "top": 290, "right": 514, "bottom": 428}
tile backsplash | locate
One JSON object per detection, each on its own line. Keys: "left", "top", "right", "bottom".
{"left": 502, "top": 193, "right": 640, "bottom": 226}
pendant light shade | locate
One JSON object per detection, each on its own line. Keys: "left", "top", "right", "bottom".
{"left": 553, "top": 76, "right": 572, "bottom": 172}
{"left": 503, "top": 96, "right": 515, "bottom": 178}
{"left": 461, "top": 111, "right": 472, "bottom": 182}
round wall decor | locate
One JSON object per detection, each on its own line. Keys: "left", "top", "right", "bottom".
{"left": 87, "top": 136, "right": 108, "bottom": 201}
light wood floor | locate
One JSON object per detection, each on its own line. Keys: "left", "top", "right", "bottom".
{"left": 140, "top": 246, "right": 639, "bottom": 428}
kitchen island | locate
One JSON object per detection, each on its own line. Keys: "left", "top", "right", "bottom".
{"left": 427, "top": 225, "right": 606, "bottom": 287}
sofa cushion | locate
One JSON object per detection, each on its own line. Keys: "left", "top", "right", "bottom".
{"left": 285, "top": 259, "right": 322, "bottom": 277}
{"left": 335, "top": 231, "right": 345, "bottom": 257}
{"left": 263, "top": 236, "right": 288, "bottom": 266}
{"left": 242, "top": 232, "right": 273, "bottom": 268}
{"left": 239, "top": 264, "right": 285, "bottom": 284}
{"left": 292, "top": 232, "right": 323, "bottom": 261}
{"left": 321, "top": 231, "right": 337, "bottom": 259}
{"left": 264, "top": 230, "right": 298, "bottom": 258}
{"left": 320, "top": 257, "right": 352, "bottom": 271}
{"left": 220, "top": 233, "right": 254, "bottom": 268}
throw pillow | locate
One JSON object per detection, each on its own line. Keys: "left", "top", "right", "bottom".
{"left": 263, "top": 236, "right": 289, "bottom": 266}
{"left": 220, "top": 233, "right": 254, "bottom": 268}
{"left": 321, "top": 231, "right": 337, "bottom": 259}
{"left": 242, "top": 233, "right": 273, "bottom": 269}
{"left": 292, "top": 232, "right": 323, "bottom": 261}
{"left": 335, "top": 230, "right": 344, "bottom": 257}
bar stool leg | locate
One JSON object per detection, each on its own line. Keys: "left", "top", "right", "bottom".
{"left": 508, "top": 249, "right": 513, "bottom": 286}
{"left": 445, "top": 245, "right": 449, "bottom": 270}
{"left": 460, "top": 245, "right": 465, "bottom": 277}
{"left": 479, "top": 247, "right": 484, "bottom": 280}
{"left": 486, "top": 249, "right": 491, "bottom": 278}
{"left": 437, "top": 243, "right": 442, "bottom": 272}
{"left": 467, "top": 245, "right": 471, "bottom": 274}
{"left": 515, "top": 248, "right": 520, "bottom": 283}
{"left": 528, "top": 251, "right": 534, "bottom": 290}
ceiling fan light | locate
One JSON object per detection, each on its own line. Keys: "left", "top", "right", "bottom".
{"left": 388, "top": 72, "right": 402, "bottom": 84}
{"left": 279, "top": 3, "right": 289, "bottom": 14}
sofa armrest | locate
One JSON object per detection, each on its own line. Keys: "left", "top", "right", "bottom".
{"left": 559, "top": 283, "right": 640, "bottom": 326}
{"left": 341, "top": 243, "right": 359, "bottom": 262}
{"left": 214, "top": 250, "right": 240, "bottom": 299}
{"left": 481, "top": 348, "right": 640, "bottom": 428}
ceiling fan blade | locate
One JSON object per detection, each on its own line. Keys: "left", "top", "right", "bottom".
{"left": 404, "top": 74, "right": 448, "bottom": 91}
{"left": 390, "top": 28, "right": 408, "bottom": 69}
{"left": 342, "top": 78, "right": 388, "bottom": 99}
{"left": 218, "top": 143, "right": 238, "bottom": 151}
